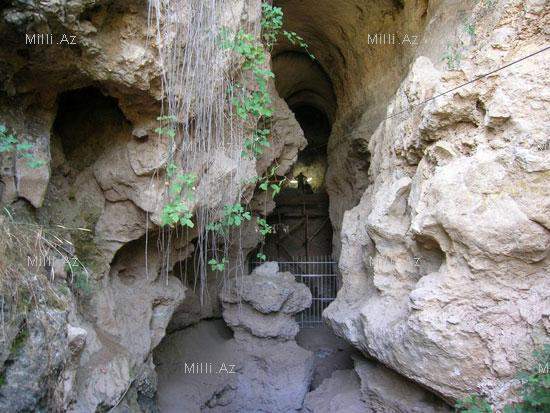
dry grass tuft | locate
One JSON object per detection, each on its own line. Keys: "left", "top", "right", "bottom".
{"left": 0, "top": 207, "right": 90, "bottom": 333}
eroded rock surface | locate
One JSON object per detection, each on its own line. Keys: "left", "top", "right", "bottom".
{"left": 0, "top": 0, "right": 307, "bottom": 410}
{"left": 0, "top": 0, "right": 548, "bottom": 411}
{"left": 302, "top": 369, "right": 365, "bottom": 413}
{"left": 0, "top": 308, "right": 70, "bottom": 412}
{"left": 324, "top": 0, "right": 550, "bottom": 408}
{"left": 303, "top": 357, "right": 451, "bottom": 413}
{"left": 220, "top": 262, "right": 312, "bottom": 340}
{"left": 156, "top": 262, "right": 315, "bottom": 413}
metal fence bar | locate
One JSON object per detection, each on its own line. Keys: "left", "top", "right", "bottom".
{"left": 251, "top": 255, "right": 338, "bottom": 328}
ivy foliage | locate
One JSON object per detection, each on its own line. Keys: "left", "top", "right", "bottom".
{"left": 221, "top": 27, "right": 273, "bottom": 160}
{"left": 207, "top": 203, "right": 252, "bottom": 236}
{"left": 157, "top": 115, "right": 197, "bottom": 229}
{"left": 221, "top": 3, "right": 314, "bottom": 161}
{"left": 208, "top": 257, "right": 228, "bottom": 272}
{"left": 160, "top": 3, "right": 313, "bottom": 271}
{"left": 260, "top": 3, "right": 315, "bottom": 59}
{"left": 257, "top": 217, "right": 272, "bottom": 236}
{"left": 259, "top": 165, "right": 285, "bottom": 198}
{"left": 507, "top": 345, "right": 550, "bottom": 413}
{"left": 0, "top": 123, "right": 45, "bottom": 169}
{"left": 282, "top": 30, "right": 315, "bottom": 60}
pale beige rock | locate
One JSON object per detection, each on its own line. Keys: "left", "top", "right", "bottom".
{"left": 302, "top": 369, "right": 365, "bottom": 413}
{"left": 303, "top": 357, "right": 452, "bottom": 413}
{"left": 127, "top": 135, "right": 169, "bottom": 176}
{"left": 67, "top": 325, "right": 87, "bottom": 354}
{"left": 220, "top": 262, "right": 312, "bottom": 340}
{"left": 325, "top": 7, "right": 550, "bottom": 407}
{"left": 256, "top": 81, "right": 307, "bottom": 176}
{"left": 70, "top": 239, "right": 185, "bottom": 412}
{"left": 15, "top": 157, "right": 50, "bottom": 208}
{"left": 94, "top": 200, "right": 147, "bottom": 262}
{"left": 354, "top": 357, "right": 451, "bottom": 413}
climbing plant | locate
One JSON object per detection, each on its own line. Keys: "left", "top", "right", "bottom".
{"left": 198, "top": 3, "right": 311, "bottom": 271}
{"left": 206, "top": 203, "right": 252, "bottom": 236}
{"left": 156, "top": 115, "right": 197, "bottom": 229}
{"left": 161, "top": 171, "right": 196, "bottom": 228}
{"left": 208, "top": 257, "right": 228, "bottom": 272}
{"left": 0, "top": 123, "right": 44, "bottom": 169}
{"left": 456, "top": 345, "right": 550, "bottom": 413}
{"left": 221, "top": 2, "right": 314, "bottom": 161}
{"left": 151, "top": 1, "right": 313, "bottom": 276}
{"left": 258, "top": 165, "right": 286, "bottom": 198}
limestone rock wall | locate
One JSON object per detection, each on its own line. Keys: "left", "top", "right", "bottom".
{"left": 324, "top": 0, "right": 550, "bottom": 408}
{"left": 0, "top": 0, "right": 305, "bottom": 411}
{"left": 303, "top": 356, "right": 452, "bottom": 413}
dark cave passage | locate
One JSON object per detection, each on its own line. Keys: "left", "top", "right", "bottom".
{"left": 52, "top": 86, "right": 131, "bottom": 168}
{"left": 261, "top": 103, "right": 333, "bottom": 261}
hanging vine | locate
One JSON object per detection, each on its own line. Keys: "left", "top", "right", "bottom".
{"left": 148, "top": 0, "right": 313, "bottom": 291}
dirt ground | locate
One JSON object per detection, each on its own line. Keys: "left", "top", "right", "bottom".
{"left": 296, "top": 325, "right": 360, "bottom": 389}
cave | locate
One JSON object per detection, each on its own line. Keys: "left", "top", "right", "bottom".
{"left": 0, "top": 0, "right": 547, "bottom": 412}
{"left": 156, "top": 1, "right": 437, "bottom": 411}
{"left": 147, "top": 0, "right": 495, "bottom": 411}
{"left": 258, "top": 103, "right": 333, "bottom": 261}
{"left": 53, "top": 86, "right": 131, "bottom": 168}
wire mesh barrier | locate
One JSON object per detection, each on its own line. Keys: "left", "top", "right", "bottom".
{"left": 250, "top": 256, "right": 339, "bottom": 328}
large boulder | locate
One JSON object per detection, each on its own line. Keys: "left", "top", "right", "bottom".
{"left": 303, "top": 356, "right": 452, "bottom": 413}
{"left": 354, "top": 357, "right": 451, "bottom": 413}
{"left": 325, "top": 2, "right": 550, "bottom": 408}
{"left": 156, "top": 263, "right": 315, "bottom": 413}
{"left": 220, "top": 262, "right": 312, "bottom": 340}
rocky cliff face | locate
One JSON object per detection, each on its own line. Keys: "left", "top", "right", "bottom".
{"left": 0, "top": 0, "right": 305, "bottom": 411}
{"left": 324, "top": 0, "right": 550, "bottom": 408}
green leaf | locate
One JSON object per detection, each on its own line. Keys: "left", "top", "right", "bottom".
{"left": 27, "top": 159, "right": 45, "bottom": 169}
{"left": 166, "top": 163, "right": 177, "bottom": 178}
{"left": 157, "top": 115, "right": 177, "bottom": 122}
{"left": 16, "top": 142, "right": 33, "bottom": 151}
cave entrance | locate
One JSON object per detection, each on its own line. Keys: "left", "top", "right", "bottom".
{"left": 263, "top": 103, "right": 333, "bottom": 261}
{"left": 251, "top": 99, "right": 339, "bottom": 327}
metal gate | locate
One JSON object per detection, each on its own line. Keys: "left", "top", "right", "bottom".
{"left": 250, "top": 256, "right": 338, "bottom": 328}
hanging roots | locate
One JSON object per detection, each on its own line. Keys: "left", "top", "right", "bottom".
{"left": 148, "top": 0, "right": 262, "bottom": 299}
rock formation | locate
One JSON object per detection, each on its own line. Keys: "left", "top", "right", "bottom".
{"left": 0, "top": 0, "right": 548, "bottom": 411}
{"left": 303, "top": 356, "right": 452, "bottom": 413}
{"left": 0, "top": 0, "right": 306, "bottom": 410}
{"left": 322, "top": 0, "right": 550, "bottom": 409}
{"left": 155, "top": 262, "right": 315, "bottom": 412}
